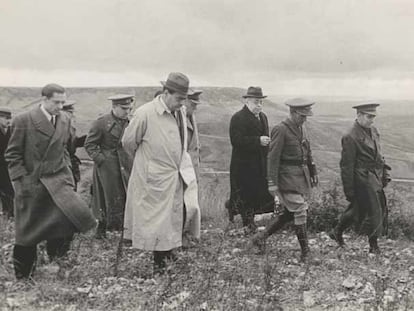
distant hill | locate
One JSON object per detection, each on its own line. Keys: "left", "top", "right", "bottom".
{"left": 1, "top": 86, "right": 413, "bottom": 179}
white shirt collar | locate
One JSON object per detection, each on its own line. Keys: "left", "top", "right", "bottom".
{"left": 159, "top": 96, "right": 172, "bottom": 114}
{"left": 40, "top": 104, "right": 53, "bottom": 121}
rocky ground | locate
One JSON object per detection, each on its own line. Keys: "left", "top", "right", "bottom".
{"left": 1, "top": 217, "right": 413, "bottom": 311}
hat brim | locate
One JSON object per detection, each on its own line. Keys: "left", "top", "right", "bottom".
{"left": 295, "top": 110, "right": 313, "bottom": 117}
{"left": 160, "top": 81, "right": 189, "bottom": 95}
{"left": 242, "top": 95, "right": 267, "bottom": 99}
{"left": 362, "top": 111, "right": 377, "bottom": 116}
{"left": 189, "top": 99, "right": 202, "bottom": 105}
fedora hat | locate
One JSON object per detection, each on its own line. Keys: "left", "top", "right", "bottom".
{"left": 242, "top": 86, "right": 267, "bottom": 99}
{"left": 160, "top": 72, "right": 190, "bottom": 95}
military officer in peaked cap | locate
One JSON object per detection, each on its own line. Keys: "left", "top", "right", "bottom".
{"left": 329, "top": 103, "right": 391, "bottom": 254}
{"left": 182, "top": 89, "right": 202, "bottom": 246}
{"left": 228, "top": 86, "right": 274, "bottom": 234}
{"left": 0, "top": 107, "right": 14, "bottom": 218}
{"left": 251, "top": 98, "right": 318, "bottom": 262}
{"left": 62, "top": 100, "right": 86, "bottom": 191}
{"left": 85, "top": 94, "right": 134, "bottom": 238}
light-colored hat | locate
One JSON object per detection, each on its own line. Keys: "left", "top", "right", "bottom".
{"left": 352, "top": 103, "right": 379, "bottom": 116}
{"left": 108, "top": 94, "right": 135, "bottom": 105}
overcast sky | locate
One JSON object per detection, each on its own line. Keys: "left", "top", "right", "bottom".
{"left": 1, "top": 0, "right": 414, "bottom": 98}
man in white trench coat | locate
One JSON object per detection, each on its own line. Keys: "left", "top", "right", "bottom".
{"left": 122, "top": 72, "right": 198, "bottom": 274}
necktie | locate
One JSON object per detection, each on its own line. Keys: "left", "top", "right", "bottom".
{"left": 51, "top": 116, "right": 56, "bottom": 128}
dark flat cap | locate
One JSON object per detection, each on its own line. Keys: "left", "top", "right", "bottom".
{"left": 285, "top": 98, "right": 315, "bottom": 116}
{"left": 0, "top": 107, "right": 12, "bottom": 118}
{"left": 188, "top": 89, "right": 203, "bottom": 104}
{"left": 352, "top": 103, "right": 379, "bottom": 116}
{"left": 108, "top": 94, "right": 135, "bottom": 105}
{"left": 243, "top": 86, "right": 267, "bottom": 99}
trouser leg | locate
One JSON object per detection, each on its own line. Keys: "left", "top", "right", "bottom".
{"left": 368, "top": 236, "right": 380, "bottom": 254}
{"left": 1, "top": 194, "right": 14, "bottom": 218}
{"left": 329, "top": 205, "right": 355, "bottom": 247}
{"left": 46, "top": 235, "right": 73, "bottom": 261}
{"left": 13, "top": 244, "right": 37, "bottom": 279}
{"left": 153, "top": 250, "right": 174, "bottom": 275}
{"left": 251, "top": 208, "right": 293, "bottom": 251}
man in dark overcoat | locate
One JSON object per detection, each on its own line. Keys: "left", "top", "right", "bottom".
{"left": 5, "top": 84, "right": 96, "bottom": 279}
{"left": 228, "top": 86, "right": 274, "bottom": 233}
{"left": 62, "top": 100, "right": 86, "bottom": 191}
{"left": 84, "top": 94, "right": 133, "bottom": 238}
{"left": 0, "top": 107, "right": 14, "bottom": 218}
{"left": 329, "top": 103, "right": 391, "bottom": 254}
{"left": 251, "top": 98, "right": 318, "bottom": 262}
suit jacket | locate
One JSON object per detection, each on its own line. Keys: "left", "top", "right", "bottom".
{"left": 5, "top": 106, "right": 95, "bottom": 245}
{"left": 267, "top": 118, "right": 314, "bottom": 196}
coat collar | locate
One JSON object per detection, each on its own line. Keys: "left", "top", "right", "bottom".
{"left": 283, "top": 117, "right": 302, "bottom": 139}
{"left": 242, "top": 105, "right": 264, "bottom": 131}
{"left": 352, "top": 121, "right": 377, "bottom": 153}
{"left": 30, "top": 105, "right": 55, "bottom": 137}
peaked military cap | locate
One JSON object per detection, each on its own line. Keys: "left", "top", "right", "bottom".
{"left": 352, "top": 103, "right": 379, "bottom": 116}
{"left": 108, "top": 94, "right": 135, "bottom": 105}
{"left": 188, "top": 89, "right": 203, "bottom": 104}
{"left": 243, "top": 86, "right": 267, "bottom": 99}
{"left": 285, "top": 98, "right": 315, "bottom": 116}
{"left": 62, "top": 100, "right": 76, "bottom": 112}
{"left": 0, "top": 107, "right": 12, "bottom": 118}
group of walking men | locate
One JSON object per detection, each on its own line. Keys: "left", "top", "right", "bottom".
{"left": 227, "top": 87, "right": 391, "bottom": 261}
{"left": 0, "top": 71, "right": 391, "bottom": 280}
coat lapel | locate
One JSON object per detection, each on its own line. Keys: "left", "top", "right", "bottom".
{"left": 354, "top": 122, "right": 376, "bottom": 153}
{"left": 30, "top": 106, "right": 55, "bottom": 138}
{"left": 48, "top": 112, "right": 68, "bottom": 149}
{"left": 242, "top": 105, "right": 263, "bottom": 133}
{"left": 283, "top": 118, "right": 302, "bottom": 141}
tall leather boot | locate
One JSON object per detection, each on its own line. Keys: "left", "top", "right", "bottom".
{"left": 295, "top": 224, "right": 310, "bottom": 262}
{"left": 13, "top": 245, "right": 37, "bottom": 280}
{"left": 250, "top": 209, "right": 293, "bottom": 253}
{"left": 368, "top": 236, "right": 380, "bottom": 254}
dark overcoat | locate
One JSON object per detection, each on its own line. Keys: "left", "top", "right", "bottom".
{"left": 267, "top": 118, "right": 314, "bottom": 196}
{"left": 84, "top": 112, "right": 132, "bottom": 230}
{"left": 229, "top": 105, "right": 273, "bottom": 214}
{"left": 5, "top": 106, "right": 96, "bottom": 246}
{"left": 340, "top": 121, "right": 390, "bottom": 237}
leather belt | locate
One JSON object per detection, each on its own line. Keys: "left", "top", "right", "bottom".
{"left": 280, "top": 159, "right": 306, "bottom": 166}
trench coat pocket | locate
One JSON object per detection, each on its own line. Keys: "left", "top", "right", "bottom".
{"left": 146, "top": 160, "right": 175, "bottom": 193}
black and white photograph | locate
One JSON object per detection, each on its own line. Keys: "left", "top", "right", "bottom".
{"left": 1, "top": 0, "right": 414, "bottom": 310}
